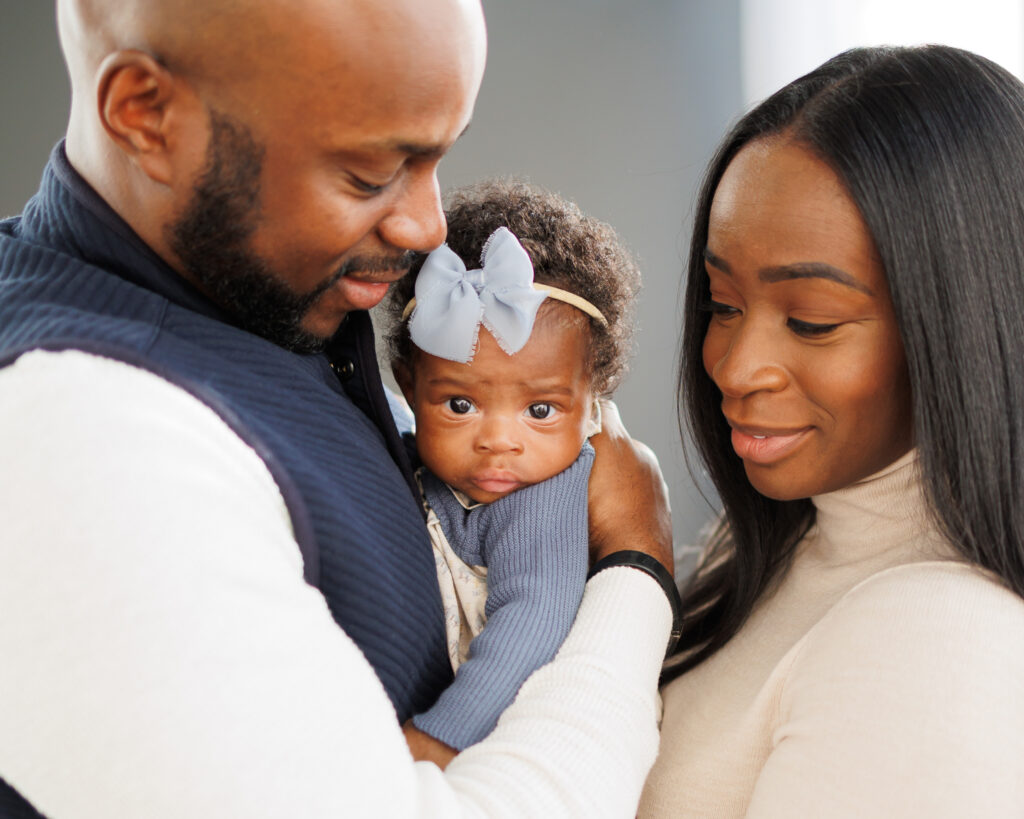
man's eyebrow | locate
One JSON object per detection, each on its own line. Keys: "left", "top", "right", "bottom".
{"left": 379, "top": 122, "right": 474, "bottom": 159}
{"left": 703, "top": 249, "right": 873, "bottom": 295}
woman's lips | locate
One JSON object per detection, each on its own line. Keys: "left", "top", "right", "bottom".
{"left": 730, "top": 425, "right": 812, "bottom": 465}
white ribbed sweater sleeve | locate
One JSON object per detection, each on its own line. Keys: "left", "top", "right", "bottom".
{"left": 0, "top": 350, "right": 669, "bottom": 818}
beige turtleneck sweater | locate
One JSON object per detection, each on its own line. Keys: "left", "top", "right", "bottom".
{"left": 639, "top": 451, "right": 1024, "bottom": 817}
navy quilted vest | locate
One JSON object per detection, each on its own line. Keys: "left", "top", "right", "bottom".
{"left": 0, "top": 149, "right": 451, "bottom": 772}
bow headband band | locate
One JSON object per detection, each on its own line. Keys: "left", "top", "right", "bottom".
{"left": 402, "top": 227, "right": 608, "bottom": 363}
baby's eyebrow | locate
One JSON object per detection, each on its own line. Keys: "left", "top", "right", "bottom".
{"left": 425, "top": 376, "right": 579, "bottom": 396}
{"left": 425, "top": 376, "right": 474, "bottom": 389}
{"left": 516, "top": 382, "right": 576, "bottom": 396}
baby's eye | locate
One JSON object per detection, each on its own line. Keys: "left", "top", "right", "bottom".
{"left": 526, "top": 403, "right": 557, "bottom": 420}
{"left": 447, "top": 397, "right": 475, "bottom": 414}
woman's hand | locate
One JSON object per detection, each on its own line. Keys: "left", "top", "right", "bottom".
{"left": 587, "top": 400, "right": 673, "bottom": 574}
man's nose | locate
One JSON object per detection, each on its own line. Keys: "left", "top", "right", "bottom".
{"left": 376, "top": 165, "right": 447, "bottom": 253}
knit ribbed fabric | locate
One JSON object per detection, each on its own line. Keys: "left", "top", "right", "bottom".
{"left": 639, "top": 451, "right": 1024, "bottom": 817}
{"left": 0, "top": 144, "right": 452, "bottom": 721}
{"left": 412, "top": 443, "right": 593, "bottom": 749}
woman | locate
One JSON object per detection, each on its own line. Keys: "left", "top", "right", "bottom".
{"left": 640, "top": 45, "right": 1024, "bottom": 816}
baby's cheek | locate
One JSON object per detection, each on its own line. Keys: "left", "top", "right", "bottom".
{"left": 417, "top": 426, "right": 468, "bottom": 484}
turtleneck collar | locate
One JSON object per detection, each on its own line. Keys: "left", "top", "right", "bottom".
{"left": 803, "top": 449, "right": 957, "bottom": 567}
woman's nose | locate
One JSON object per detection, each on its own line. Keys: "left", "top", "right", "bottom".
{"left": 704, "top": 318, "right": 789, "bottom": 399}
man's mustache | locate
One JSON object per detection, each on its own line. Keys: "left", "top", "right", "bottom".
{"left": 302, "top": 250, "right": 419, "bottom": 306}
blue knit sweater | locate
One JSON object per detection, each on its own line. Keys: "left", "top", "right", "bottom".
{"left": 412, "top": 444, "right": 593, "bottom": 749}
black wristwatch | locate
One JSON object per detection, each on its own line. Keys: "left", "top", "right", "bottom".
{"left": 587, "top": 550, "right": 682, "bottom": 657}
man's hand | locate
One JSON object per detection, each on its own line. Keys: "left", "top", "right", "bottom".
{"left": 588, "top": 400, "right": 673, "bottom": 574}
{"left": 402, "top": 720, "right": 458, "bottom": 770}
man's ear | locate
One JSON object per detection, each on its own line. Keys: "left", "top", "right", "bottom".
{"left": 96, "top": 49, "right": 182, "bottom": 185}
{"left": 392, "top": 360, "right": 415, "bottom": 406}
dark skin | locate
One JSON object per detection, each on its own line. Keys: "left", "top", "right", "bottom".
{"left": 58, "top": 0, "right": 673, "bottom": 770}
{"left": 703, "top": 136, "right": 913, "bottom": 500}
{"left": 404, "top": 400, "right": 673, "bottom": 769}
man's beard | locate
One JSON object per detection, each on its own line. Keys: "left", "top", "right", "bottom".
{"left": 168, "top": 110, "right": 414, "bottom": 353}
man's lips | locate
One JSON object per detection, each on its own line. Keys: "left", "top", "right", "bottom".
{"left": 332, "top": 271, "right": 408, "bottom": 311}
{"left": 346, "top": 269, "right": 410, "bottom": 286}
{"left": 728, "top": 422, "right": 813, "bottom": 465}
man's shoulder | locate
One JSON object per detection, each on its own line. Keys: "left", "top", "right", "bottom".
{"left": 0, "top": 348, "right": 274, "bottom": 471}
{"left": 0, "top": 347, "right": 291, "bottom": 521}
{"left": 1, "top": 347, "right": 245, "bottom": 438}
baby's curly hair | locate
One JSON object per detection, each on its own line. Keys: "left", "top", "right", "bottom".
{"left": 384, "top": 178, "right": 641, "bottom": 395}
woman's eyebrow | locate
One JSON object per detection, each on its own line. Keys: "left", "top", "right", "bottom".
{"left": 703, "top": 248, "right": 731, "bottom": 272}
{"left": 703, "top": 249, "right": 873, "bottom": 295}
{"left": 760, "top": 262, "right": 875, "bottom": 295}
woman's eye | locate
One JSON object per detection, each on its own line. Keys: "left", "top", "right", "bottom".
{"left": 447, "top": 397, "right": 475, "bottom": 414}
{"left": 700, "top": 299, "right": 740, "bottom": 318}
{"left": 527, "top": 403, "right": 556, "bottom": 420}
{"left": 788, "top": 318, "right": 840, "bottom": 337}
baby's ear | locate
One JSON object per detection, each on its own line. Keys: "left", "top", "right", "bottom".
{"left": 585, "top": 395, "right": 603, "bottom": 438}
{"left": 392, "top": 360, "right": 415, "bottom": 405}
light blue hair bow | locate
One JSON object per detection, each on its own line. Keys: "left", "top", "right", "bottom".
{"left": 405, "top": 227, "right": 548, "bottom": 363}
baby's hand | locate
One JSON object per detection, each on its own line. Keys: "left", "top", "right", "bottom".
{"left": 402, "top": 720, "right": 458, "bottom": 769}
{"left": 587, "top": 400, "right": 673, "bottom": 574}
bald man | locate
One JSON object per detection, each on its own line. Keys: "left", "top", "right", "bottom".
{"left": 0, "top": 1, "right": 674, "bottom": 815}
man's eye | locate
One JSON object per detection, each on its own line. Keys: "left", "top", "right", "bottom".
{"left": 351, "top": 176, "right": 387, "bottom": 194}
{"left": 447, "top": 397, "right": 474, "bottom": 414}
{"left": 527, "top": 403, "right": 556, "bottom": 420}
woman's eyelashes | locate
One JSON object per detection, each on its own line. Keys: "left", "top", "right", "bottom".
{"left": 701, "top": 299, "right": 842, "bottom": 337}
{"left": 701, "top": 299, "right": 740, "bottom": 318}
{"left": 787, "top": 317, "right": 841, "bottom": 337}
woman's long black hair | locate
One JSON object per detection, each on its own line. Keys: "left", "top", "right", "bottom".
{"left": 665, "top": 45, "right": 1024, "bottom": 680}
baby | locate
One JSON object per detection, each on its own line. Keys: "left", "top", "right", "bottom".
{"left": 384, "top": 179, "right": 640, "bottom": 752}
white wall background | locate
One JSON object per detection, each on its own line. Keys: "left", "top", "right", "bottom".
{"left": 742, "top": 0, "right": 1024, "bottom": 105}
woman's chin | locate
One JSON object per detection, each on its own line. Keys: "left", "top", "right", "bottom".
{"left": 742, "top": 463, "right": 816, "bottom": 502}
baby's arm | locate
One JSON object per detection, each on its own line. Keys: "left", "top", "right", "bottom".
{"left": 411, "top": 445, "right": 594, "bottom": 751}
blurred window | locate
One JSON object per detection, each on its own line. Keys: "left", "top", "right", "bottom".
{"left": 741, "top": 0, "right": 1024, "bottom": 105}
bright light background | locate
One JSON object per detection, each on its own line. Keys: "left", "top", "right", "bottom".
{"left": 742, "top": 0, "right": 1024, "bottom": 105}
